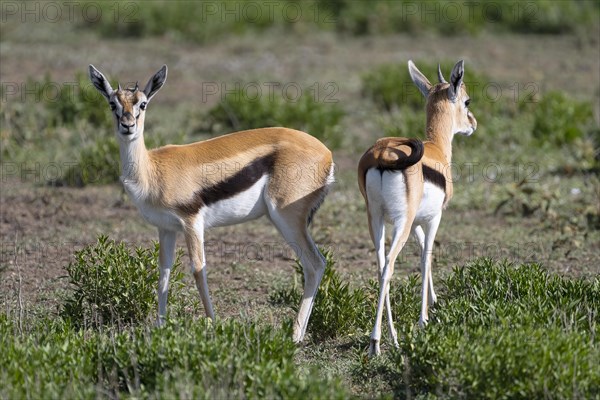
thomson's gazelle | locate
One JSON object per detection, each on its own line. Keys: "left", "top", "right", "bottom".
{"left": 89, "top": 65, "right": 334, "bottom": 343}
{"left": 358, "top": 60, "right": 477, "bottom": 355}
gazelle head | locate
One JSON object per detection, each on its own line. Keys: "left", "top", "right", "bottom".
{"left": 89, "top": 65, "right": 168, "bottom": 140}
{"left": 408, "top": 60, "right": 477, "bottom": 137}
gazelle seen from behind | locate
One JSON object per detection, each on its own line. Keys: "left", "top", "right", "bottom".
{"left": 358, "top": 60, "right": 477, "bottom": 356}
{"left": 89, "top": 65, "right": 334, "bottom": 343}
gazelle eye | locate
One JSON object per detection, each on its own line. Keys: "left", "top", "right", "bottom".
{"left": 465, "top": 99, "right": 471, "bottom": 107}
{"left": 109, "top": 102, "right": 117, "bottom": 111}
{"left": 140, "top": 102, "right": 147, "bottom": 110}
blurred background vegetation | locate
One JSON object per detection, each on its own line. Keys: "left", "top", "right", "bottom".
{"left": 2, "top": 0, "right": 598, "bottom": 176}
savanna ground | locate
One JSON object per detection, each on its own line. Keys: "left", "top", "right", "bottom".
{"left": 1, "top": 1, "right": 599, "bottom": 398}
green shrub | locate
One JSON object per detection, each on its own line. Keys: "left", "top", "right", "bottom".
{"left": 0, "top": 316, "right": 99, "bottom": 399}
{"left": 493, "top": 180, "right": 559, "bottom": 218}
{"left": 61, "top": 133, "right": 120, "bottom": 186}
{"left": 96, "top": 319, "right": 347, "bottom": 398}
{"left": 358, "top": 258, "right": 600, "bottom": 399}
{"left": 43, "top": 72, "right": 112, "bottom": 129}
{"left": 380, "top": 109, "right": 427, "bottom": 139}
{"left": 0, "top": 315, "right": 348, "bottom": 399}
{"left": 61, "top": 235, "right": 185, "bottom": 329}
{"left": 0, "top": 101, "right": 49, "bottom": 162}
{"left": 362, "top": 63, "right": 427, "bottom": 112}
{"left": 362, "top": 61, "right": 491, "bottom": 112}
{"left": 206, "top": 87, "right": 345, "bottom": 149}
{"left": 60, "top": 130, "right": 176, "bottom": 186}
{"left": 394, "top": 324, "right": 599, "bottom": 399}
{"left": 271, "top": 250, "right": 372, "bottom": 341}
{"left": 78, "top": 0, "right": 322, "bottom": 43}
{"left": 1, "top": 73, "right": 111, "bottom": 165}
{"left": 325, "top": 0, "right": 599, "bottom": 36}
{"left": 76, "top": 0, "right": 600, "bottom": 40}
{"left": 532, "top": 91, "right": 596, "bottom": 145}
{"left": 440, "top": 260, "right": 599, "bottom": 329}
{"left": 508, "top": 0, "right": 600, "bottom": 34}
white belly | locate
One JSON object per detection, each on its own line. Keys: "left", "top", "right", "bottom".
{"left": 201, "top": 174, "right": 268, "bottom": 228}
{"left": 123, "top": 174, "right": 269, "bottom": 232}
{"left": 414, "top": 182, "right": 444, "bottom": 223}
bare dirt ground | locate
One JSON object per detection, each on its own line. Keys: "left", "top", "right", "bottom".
{"left": 1, "top": 26, "right": 599, "bottom": 318}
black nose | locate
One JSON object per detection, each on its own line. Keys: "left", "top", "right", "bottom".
{"left": 121, "top": 121, "right": 134, "bottom": 128}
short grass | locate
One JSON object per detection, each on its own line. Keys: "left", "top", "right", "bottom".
{"left": 1, "top": 239, "right": 598, "bottom": 398}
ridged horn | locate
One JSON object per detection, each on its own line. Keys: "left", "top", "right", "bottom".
{"left": 437, "top": 64, "right": 447, "bottom": 83}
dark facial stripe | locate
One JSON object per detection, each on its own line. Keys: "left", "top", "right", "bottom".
{"left": 422, "top": 164, "right": 446, "bottom": 191}
{"left": 176, "top": 153, "right": 276, "bottom": 215}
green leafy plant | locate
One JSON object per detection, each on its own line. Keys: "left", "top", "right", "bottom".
{"left": 532, "top": 91, "right": 596, "bottom": 145}
{"left": 494, "top": 178, "right": 559, "bottom": 218}
{"left": 357, "top": 258, "right": 600, "bottom": 399}
{"left": 78, "top": 0, "right": 289, "bottom": 43}
{"left": 362, "top": 63, "right": 427, "bottom": 112}
{"left": 61, "top": 235, "right": 185, "bottom": 329}
{"left": 96, "top": 319, "right": 347, "bottom": 398}
{"left": 206, "top": 87, "right": 345, "bottom": 149}
{"left": 60, "top": 134, "right": 120, "bottom": 186}
{"left": 60, "top": 130, "right": 177, "bottom": 187}
{"left": 362, "top": 61, "right": 491, "bottom": 113}
{"left": 75, "top": 1, "right": 599, "bottom": 40}
{"left": 271, "top": 250, "right": 371, "bottom": 341}
{"left": 42, "top": 73, "right": 112, "bottom": 129}
{"left": 0, "top": 315, "right": 348, "bottom": 399}
{"left": 322, "top": 0, "right": 599, "bottom": 36}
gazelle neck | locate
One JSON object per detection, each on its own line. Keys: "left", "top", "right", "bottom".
{"left": 425, "top": 107, "right": 453, "bottom": 164}
{"left": 118, "top": 130, "right": 152, "bottom": 198}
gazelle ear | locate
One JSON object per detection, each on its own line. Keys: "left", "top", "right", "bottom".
{"left": 143, "top": 65, "right": 168, "bottom": 102}
{"left": 408, "top": 60, "right": 432, "bottom": 99}
{"left": 89, "top": 65, "right": 114, "bottom": 101}
{"left": 448, "top": 60, "right": 464, "bottom": 102}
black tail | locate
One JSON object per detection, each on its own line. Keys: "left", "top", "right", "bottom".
{"left": 375, "top": 138, "right": 424, "bottom": 170}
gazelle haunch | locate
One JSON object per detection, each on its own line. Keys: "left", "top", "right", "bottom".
{"left": 89, "top": 65, "right": 334, "bottom": 343}
{"left": 358, "top": 60, "right": 477, "bottom": 356}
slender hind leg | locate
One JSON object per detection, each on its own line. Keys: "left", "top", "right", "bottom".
{"left": 368, "top": 210, "right": 398, "bottom": 348}
{"left": 412, "top": 225, "right": 436, "bottom": 306}
{"left": 418, "top": 214, "right": 442, "bottom": 327}
{"left": 268, "top": 207, "right": 326, "bottom": 343}
{"left": 369, "top": 217, "right": 413, "bottom": 356}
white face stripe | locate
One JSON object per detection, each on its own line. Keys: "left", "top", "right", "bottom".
{"left": 111, "top": 91, "right": 147, "bottom": 116}
{"left": 109, "top": 95, "right": 124, "bottom": 117}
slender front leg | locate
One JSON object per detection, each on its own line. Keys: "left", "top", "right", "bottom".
{"left": 419, "top": 214, "right": 441, "bottom": 328}
{"left": 158, "top": 229, "right": 177, "bottom": 326}
{"left": 184, "top": 222, "right": 215, "bottom": 320}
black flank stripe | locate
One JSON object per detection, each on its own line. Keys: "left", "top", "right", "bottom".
{"left": 177, "top": 153, "right": 276, "bottom": 215}
{"left": 422, "top": 164, "right": 446, "bottom": 191}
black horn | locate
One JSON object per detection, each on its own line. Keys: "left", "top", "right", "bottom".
{"left": 437, "top": 64, "right": 447, "bottom": 83}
